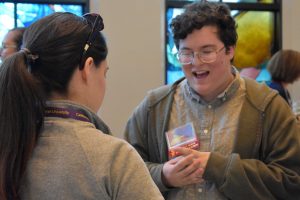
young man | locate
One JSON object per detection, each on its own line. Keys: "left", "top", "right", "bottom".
{"left": 125, "top": 1, "right": 300, "bottom": 199}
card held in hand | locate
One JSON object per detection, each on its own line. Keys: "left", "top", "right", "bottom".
{"left": 165, "top": 122, "right": 200, "bottom": 159}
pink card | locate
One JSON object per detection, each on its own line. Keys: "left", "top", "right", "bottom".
{"left": 165, "top": 123, "right": 200, "bottom": 159}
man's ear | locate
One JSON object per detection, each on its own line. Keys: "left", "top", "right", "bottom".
{"left": 81, "top": 57, "right": 94, "bottom": 81}
{"left": 226, "top": 46, "right": 235, "bottom": 59}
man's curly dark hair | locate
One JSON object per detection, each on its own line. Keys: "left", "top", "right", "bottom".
{"left": 171, "top": 1, "right": 238, "bottom": 52}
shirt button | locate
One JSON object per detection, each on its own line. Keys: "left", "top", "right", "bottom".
{"left": 198, "top": 188, "right": 203, "bottom": 193}
{"left": 208, "top": 105, "right": 212, "bottom": 109}
{"left": 222, "top": 97, "right": 226, "bottom": 101}
{"left": 203, "top": 129, "right": 208, "bottom": 134}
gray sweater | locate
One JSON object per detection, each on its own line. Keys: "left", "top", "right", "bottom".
{"left": 20, "top": 100, "right": 164, "bottom": 200}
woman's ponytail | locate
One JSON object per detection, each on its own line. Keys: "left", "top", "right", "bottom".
{"left": 0, "top": 51, "right": 45, "bottom": 199}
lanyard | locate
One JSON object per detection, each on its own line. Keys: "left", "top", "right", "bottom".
{"left": 45, "top": 107, "right": 91, "bottom": 123}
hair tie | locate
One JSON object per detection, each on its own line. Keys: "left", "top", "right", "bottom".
{"left": 20, "top": 48, "right": 39, "bottom": 61}
{"left": 20, "top": 48, "right": 31, "bottom": 54}
{"left": 20, "top": 48, "right": 39, "bottom": 73}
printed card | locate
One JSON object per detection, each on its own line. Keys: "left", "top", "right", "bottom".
{"left": 165, "top": 122, "right": 199, "bottom": 159}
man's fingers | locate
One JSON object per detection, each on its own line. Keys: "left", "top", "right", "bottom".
{"left": 172, "top": 147, "right": 194, "bottom": 156}
{"left": 173, "top": 153, "right": 194, "bottom": 172}
{"left": 178, "top": 159, "right": 201, "bottom": 177}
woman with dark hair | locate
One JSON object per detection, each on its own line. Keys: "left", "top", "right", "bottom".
{"left": 0, "top": 12, "right": 163, "bottom": 200}
{"left": 0, "top": 27, "right": 26, "bottom": 61}
{"left": 267, "top": 49, "right": 300, "bottom": 106}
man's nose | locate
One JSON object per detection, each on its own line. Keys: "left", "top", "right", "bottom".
{"left": 192, "top": 53, "right": 204, "bottom": 65}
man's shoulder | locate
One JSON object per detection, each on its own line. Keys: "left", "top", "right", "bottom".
{"left": 146, "top": 78, "right": 184, "bottom": 106}
{"left": 148, "top": 84, "right": 172, "bottom": 98}
{"left": 243, "top": 78, "right": 278, "bottom": 111}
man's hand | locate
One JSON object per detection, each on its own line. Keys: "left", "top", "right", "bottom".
{"left": 162, "top": 147, "right": 210, "bottom": 187}
{"left": 174, "top": 147, "right": 211, "bottom": 171}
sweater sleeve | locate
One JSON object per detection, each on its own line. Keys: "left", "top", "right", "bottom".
{"left": 109, "top": 142, "right": 164, "bottom": 200}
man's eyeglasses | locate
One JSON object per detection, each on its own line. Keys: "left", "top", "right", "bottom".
{"left": 0, "top": 43, "right": 17, "bottom": 50}
{"left": 80, "top": 13, "right": 104, "bottom": 69}
{"left": 177, "top": 46, "right": 225, "bottom": 65}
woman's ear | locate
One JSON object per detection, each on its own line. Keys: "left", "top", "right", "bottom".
{"left": 81, "top": 57, "right": 94, "bottom": 81}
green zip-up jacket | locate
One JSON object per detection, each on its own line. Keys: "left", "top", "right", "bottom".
{"left": 125, "top": 78, "right": 300, "bottom": 200}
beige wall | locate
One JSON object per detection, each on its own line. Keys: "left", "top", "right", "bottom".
{"left": 91, "top": 0, "right": 300, "bottom": 138}
{"left": 91, "top": 0, "right": 165, "bottom": 137}
{"left": 282, "top": 0, "right": 300, "bottom": 101}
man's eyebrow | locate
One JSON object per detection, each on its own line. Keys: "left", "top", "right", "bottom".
{"left": 179, "top": 44, "right": 217, "bottom": 51}
{"left": 200, "top": 45, "right": 216, "bottom": 49}
{"left": 178, "top": 47, "right": 192, "bottom": 51}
